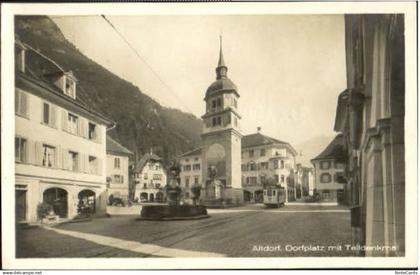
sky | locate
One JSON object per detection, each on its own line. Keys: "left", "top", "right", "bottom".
{"left": 52, "top": 15, "right": 346, "bottom": 146}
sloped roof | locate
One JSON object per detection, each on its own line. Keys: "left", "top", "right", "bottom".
{"left": 242, "top": 133, "right": 297, "bottom": 156}
{"left": 242, "top": 133, "right": 288, "bottom": 148}
{"left": 178, "top": 147, "right": 202, "bottom": 158}
{"left": 311, "top": 134, "right": 346, "bottom": 162}
{"left": 16, "top": 40, "right": 113, "bottom": 126}
{"left": 334, "top": 89, "right": 349, "bottom": 132}
{"left": 177, "top": 133, "right": 297, "bottom": 158}
{"left": 106, "top": 136, "right": 133, "bottom": 156}
{"left": 133, "top": 152, "right": 163, "bottom": 173}
{"left": 206, "top": 78, "right": 239, "bottom": 98}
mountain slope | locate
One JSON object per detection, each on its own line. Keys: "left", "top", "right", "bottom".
{"left": 294, "top": 135, "right": 336, "bottom": 167}
{"left": 15, "top": 15, "right": 202, "bottom": 163}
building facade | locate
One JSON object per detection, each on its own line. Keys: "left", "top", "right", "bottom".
{"left": 178, "top": 130, "right": 297, "bottom": 204}
{"left": 178, "top": 148, "right": 202, "bottom": 200}
{"left": 200, "top": 38, "right": 243, "bottom": 205}
{"left": 15, "top": 40, "right": 112, "bottom": 223}
{"left": 106, "top": 136, "right": 133, "bottom": 202}
{"left": 295, "top": 164, "right": 315, "bottom": 197}
{"left": 132, "top": 151, "right": 167, "bottom": 202}
{"left": 334, "top": 14, "right": 405, "bottom": 256}
{"left": 241, "top": 131, "right": 297, "bottom": 203}
{"left": 311, "top": 134, "right": 347, "bottom": 203}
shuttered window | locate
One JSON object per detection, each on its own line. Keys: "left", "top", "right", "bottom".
{"left": 114, "top": 157, "right": 120, "bottom": 169}
{"left": 88, "top": 156, "right": 102, "bottom": 175}
{"left": 15, "top": 89, "right": 29, "bottom": 117}
{"left": 320, "top": 161, "right": 331, "bottom": 170}
{"left": 15, "top": 137, "right": 27, "bottom": 163}
{"left": 87, "top": 122, "right": 102, "bottom": 143}
{"left": 67, "top": 113, "right": 78, "bottom": 134}
{"left": 68, "top": 151, "right": 79, "bottom": 171}
{"left": 41, "top": 144, "right": 56, "bottom": 168}
{"left": 42, "top": 102, "right": 57, "bottom": 128}
{"left": 321, "top": 173, "right": 332, "bottom": 183}
{"left": 113, "top": 175, "right": 124, "bottom": 183}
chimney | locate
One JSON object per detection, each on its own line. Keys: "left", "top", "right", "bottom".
{"left": 257, "top": 127, "right": 261, "bottom": 133}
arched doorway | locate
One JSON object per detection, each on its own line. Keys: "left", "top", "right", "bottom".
{"left": 156, "top": 192, "right": 164, "bottom": 202}
{"left": 78, "top": 189, "right": 96, "bottom": 215}
{"left": 140, "top": 192, "right": 148, "bottom": 202}
{"left": 43, "top": 188, "right": 68, "bottom": 218}
{"left": 149, "top": 193, "right": 154, "bottom": 202}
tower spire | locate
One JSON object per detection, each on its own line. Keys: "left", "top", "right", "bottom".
{"left": 218, "top": 35, "right": 226, "bottom": 67}
{"left": 216, "top": 35, "right": 228, "bottom": 79}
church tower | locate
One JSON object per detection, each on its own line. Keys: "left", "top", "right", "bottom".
{"left": 201, "top": 37, "right": 243, "bottom": 204}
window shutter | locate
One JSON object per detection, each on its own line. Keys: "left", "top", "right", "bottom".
{"left": 53, "top": 145, "right": 60, "bottom": 168}
{"left": 26, "top": 139, "right": 35, "bottom": 164}
{"left": 21, "top": 92, "right": 28, "bottom": 117}
{"left": 61, "top": 110, "right": 68, "bottom": 132}
{"left": 34, "top": 142, "right": 43, "bottom": 166}
{"left": 97, "top": 158, "right": 102, "bottom": 175}
{"left": 76, "top": 118, "right": 81, "bottom": 136}
{"left": 79, "top": 119, "right": 84, "bottom": 137}
{"left": 55, "top": 145, "right": 62, "bottom": 169}
{"left": 84, "top": 154, "right": 89, "bottom": 173}
{"left": 78, "top": 153, "right": 84, "bottom": 173}
{"left": 50, "top": 105, "right": 57, "bottom": 128}
{"left": 61, "top": 148, "right": 67, "bottom": 170}
{"left": 15, "top": 89, "right": 20, "bottom": 114}
{"left": 96, "top": 126, "right": 102, "bottom": 143}
{"left": 81, "top": 119, "right": 88, "bottom": 138}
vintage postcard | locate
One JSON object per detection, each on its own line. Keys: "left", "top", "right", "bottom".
{"left": 1, "top": 1, "right": 417, "bottom": 270}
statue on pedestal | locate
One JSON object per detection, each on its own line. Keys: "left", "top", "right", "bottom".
{"left": 165, "top": 161, "right": 182, "bottom": 206}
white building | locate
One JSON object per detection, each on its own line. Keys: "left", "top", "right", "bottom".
{"left": 241, "top": 130, "right": 297, "bottom": 203}
{"left": 132, "top": 151, "right": 167, "bottom": 202}
{"left": 178, "top": 148, "right": 202, "bottom": 200}
{"left": 177, "top": 129, "right": 298, "bottom": 204}
{"left": 295, "top": 164, "right": 315, "bottom": 197}
{"left": 106, "top": 136, "right": 133, "bottom": 202}
{"left": 15, "top": 40, "right": 113, "bottom": 223}
{"left": 311, "top": 134, "right": 346, "bottom": 203}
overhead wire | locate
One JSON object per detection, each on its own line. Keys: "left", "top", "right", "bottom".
{"left": 100, "top": 15, "right": 194, "bottom": 113}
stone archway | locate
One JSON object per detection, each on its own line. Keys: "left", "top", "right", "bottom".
{"left": 140, "top": 192, "right": 148, "bottom": 201}
{"left": 78, "top": 189, "right": 96, "bottom": 214}
{"left": 149, "top": 193, "right": 155, "bottom": 202}
{"left": 43, "top": 187, "right": 68, "bottom": 218}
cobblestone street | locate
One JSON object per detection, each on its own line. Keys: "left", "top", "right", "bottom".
{"left": 17, "top": 204, "right": 356, "bottom": 258}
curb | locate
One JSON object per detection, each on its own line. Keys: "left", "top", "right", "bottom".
{"left": 136, "top": 215, "right": 210, "bottom": 221}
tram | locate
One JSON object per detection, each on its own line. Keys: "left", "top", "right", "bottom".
{"left": 263, "top": 186, "right": 286, "bottom": 208}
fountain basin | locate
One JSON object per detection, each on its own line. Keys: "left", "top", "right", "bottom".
{"left": 138, "top": 205, "right": 209, "bottom": 221}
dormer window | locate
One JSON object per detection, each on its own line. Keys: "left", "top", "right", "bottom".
{"left": 88, "top": 122, "right": 97, "bottom": 140}
{"left": 64, "top": 75, "right": 76, "bottom": 99}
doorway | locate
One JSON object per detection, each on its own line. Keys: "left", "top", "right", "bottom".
{"left": 43, "top": 187, "right": 68, "bottom": 218}
{"left": 15, "top": 189, "right": 27, "bottom": 222}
